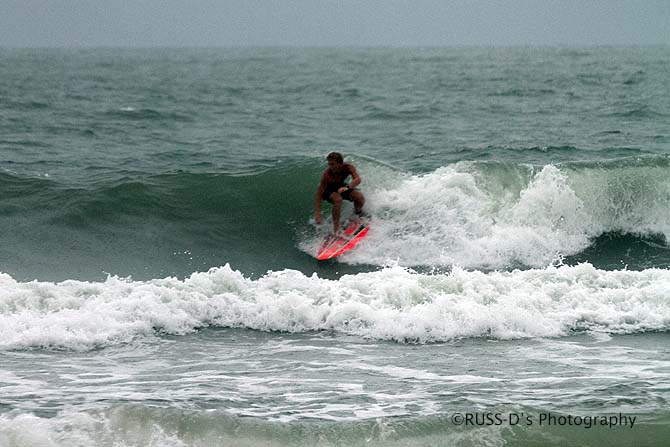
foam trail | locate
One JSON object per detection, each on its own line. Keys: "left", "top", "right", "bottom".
{"left": 338, "top": 159, "right": 670, "bottom": 268}
{"left": 2, "top": 262, "right": 670, "bottom": 351}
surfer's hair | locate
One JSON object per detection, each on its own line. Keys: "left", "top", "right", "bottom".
{"left": 326, "top": 152, "right": 344, "bottom": 164}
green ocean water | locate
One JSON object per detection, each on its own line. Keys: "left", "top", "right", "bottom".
{"left": 1, "top": 47, "right": 670, "bottom": 446}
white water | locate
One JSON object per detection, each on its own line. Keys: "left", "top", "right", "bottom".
{"left": 2, "top": 261, "right": 670, "bottom": 351}
{"left": 331, "top": 160, "right": 670, "bottom": 268}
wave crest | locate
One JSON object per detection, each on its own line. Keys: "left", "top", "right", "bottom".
{"left": 2, "top": 262, "right": 670, "bottom": 351}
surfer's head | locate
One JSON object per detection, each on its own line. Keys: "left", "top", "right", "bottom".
{"left": 326, "top": 152, "right": 344, "bottom": 171}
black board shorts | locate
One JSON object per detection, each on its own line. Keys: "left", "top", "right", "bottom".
{"left": 323, "top": 184, "right": 355, "bottom": 202}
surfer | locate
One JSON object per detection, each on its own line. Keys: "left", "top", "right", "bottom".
{"left": 315, "top": 152, "right": 366, "bottom": 233}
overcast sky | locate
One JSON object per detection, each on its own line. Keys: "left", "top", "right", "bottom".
{"left": 1, "top": 0, "right": 668, "bottom": 48}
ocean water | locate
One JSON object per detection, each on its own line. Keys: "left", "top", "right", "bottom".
{"left": 1, "top": 47, "right": 670, "bottom": 446}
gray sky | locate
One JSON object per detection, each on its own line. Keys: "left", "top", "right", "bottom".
{"left": 1, "top": 0, "right": 668, "bottom": 47}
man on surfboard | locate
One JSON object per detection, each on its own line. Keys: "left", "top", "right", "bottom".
{"left": 315, "top": 152, "right": 365, "bottom": 233}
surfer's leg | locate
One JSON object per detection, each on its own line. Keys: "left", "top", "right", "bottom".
{"left": 350, "top": 190, "right": 365, "bottom": 214}
{"left": 330, "top": 192, "right": 343, "bottom": 232}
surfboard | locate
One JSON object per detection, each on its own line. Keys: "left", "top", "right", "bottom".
{"left": 316, "top": 216, "right": 369, "bottom": 261}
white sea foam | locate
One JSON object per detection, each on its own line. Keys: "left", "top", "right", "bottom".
{"left": 0, "top": 410, "right": 189, "bottom": 447}
{"left": 2, "top": 262, "right": 670, "bottom": 351}
{"left": 329, "top": 160, "right": 670, "bottom": 268}
{"left": 0, "top": 406, "right": 504, "bottom": 447}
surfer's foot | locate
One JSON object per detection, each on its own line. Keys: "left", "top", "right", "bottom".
{"left": 354, "top": 209, "right": 369, "bottom": 218}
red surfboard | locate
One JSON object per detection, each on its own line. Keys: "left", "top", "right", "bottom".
{"left": 316, "top": 216, "right": 369, "bottom": 260}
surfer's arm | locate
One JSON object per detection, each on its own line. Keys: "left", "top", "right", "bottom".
{"left": 346, "top": 165, "right": 361, "bottom": 189}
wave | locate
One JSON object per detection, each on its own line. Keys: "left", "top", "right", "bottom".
{"left": 2, "top": 155, "right": 670, "bottom": 275}
{"left": 2, "top": 262, "right": 670, "bottom": 351}
{"left": 2, "top": 404, "right": 666, "bottom": 447}
{"left": 320, "top": 156, "right": 670, "bottom": 269}
{"left": 490, "top": 87, "right": 556, "bottom": 97}
{"left": 104, "top": 107, "right": 193, "bottom": 122}
{"left": 607, "top": 105, "right": 667, "bottom": 119}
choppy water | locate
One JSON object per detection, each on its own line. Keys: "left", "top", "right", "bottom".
{"left": 1, "top": 47, "right": 670, "bottom": 446}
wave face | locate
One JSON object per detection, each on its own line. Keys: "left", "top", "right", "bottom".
{"left": 2, "top": 262, "right": 670, "bottom": 351}
{"left": 2, "top": 155, "right": 670, "bottom": 280}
